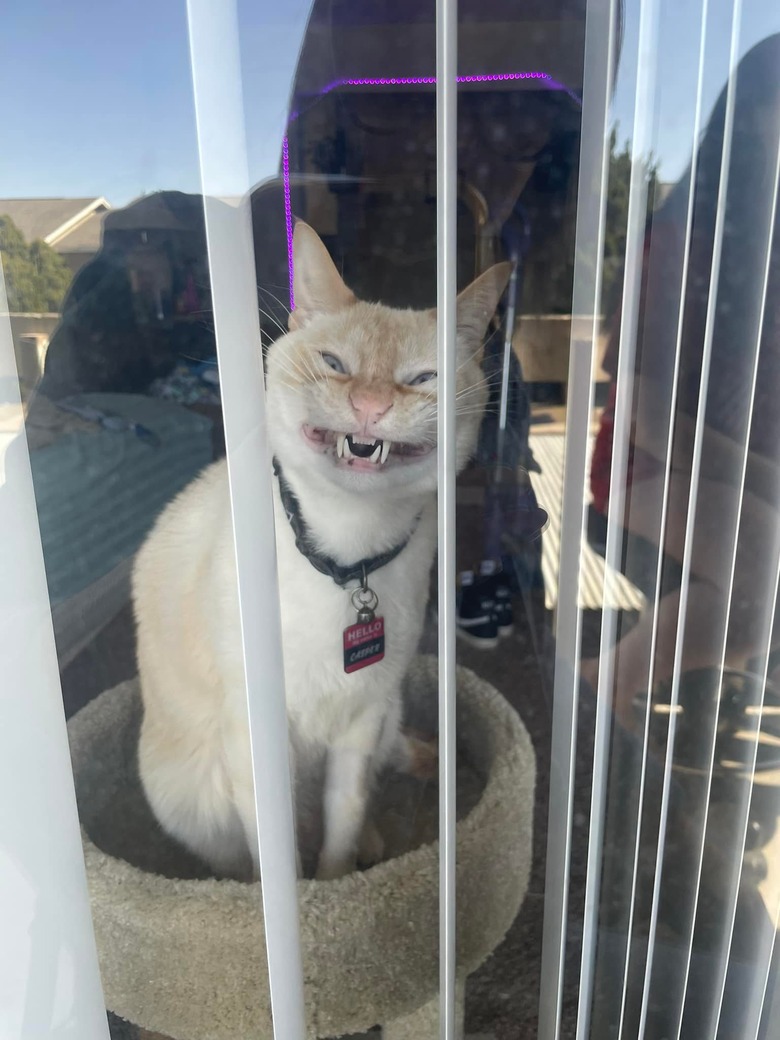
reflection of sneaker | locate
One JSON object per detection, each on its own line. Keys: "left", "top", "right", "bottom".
{"left": 480, "top": 560, "right": 514, "bottom": 636}
{"left": 456, "top": 571, "right": 499, "bottom": 649}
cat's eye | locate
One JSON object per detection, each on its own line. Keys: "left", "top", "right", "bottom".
{"left": 321, "top": 352, "right": 348, "bottom": 375}
{"left": 407, "top": 370, "right": 437, "bottom": 387}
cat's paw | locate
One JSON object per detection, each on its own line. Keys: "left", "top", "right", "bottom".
{"left": 315, "top": 856, "right": 354, "bottom": 882}
{"left": 357, "top": 819, "right": 385, "bottom": 868}
{"left": 402, "top": 730, "right": 439, "bottom": 781}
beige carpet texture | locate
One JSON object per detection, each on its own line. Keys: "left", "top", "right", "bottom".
{"left": 68, "top": 656, "right": 536, "bottom": 1039}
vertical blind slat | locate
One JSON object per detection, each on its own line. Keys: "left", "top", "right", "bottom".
{"left": 436, "top": 0, "right": 458, "bottom": 1034}
{"left": 537, "top": 1, "right": 617, "bottom": 1036}
{"left": 744, "top": 898, "right": 780, "bottom": 1040}
{"left": 615, "top": 3, "right": 712, "bottom": 1034}
{"left": 0, "top": 270, "right": 109, "bottom": 1039}
{"left": 677, "top": 185, "right": 779, "bottom": 1036}
{"left": 702, "top": 128, "right": 780, "bottom": 1040}
{"left": 185, "top": 3, "right": 306, "bottom": 1037}
{"left": 717, "top": 564, "right": 780, "bottom": 1040}
{"left": 538, "top": 344, "right": 594, "bottom": 1040}
{"left": 636, "top": 1, "right": 745, "bottom": 1034}
{"left": 575, "top": 0, "right": 662, "bottom": 1030}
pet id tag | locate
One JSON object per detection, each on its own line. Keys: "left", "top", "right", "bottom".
{"left": 344, "top": 584, "right": 385, "bottom": 673}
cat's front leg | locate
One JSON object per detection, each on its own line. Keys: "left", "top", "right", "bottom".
{"left": 233, "top": 780, "right": 304, "bottom": 880}
{"left": 229, "top": 719, "right": 303, "bottom": 880}
{"left": 316, "top": 746, "right": 372, "bottom": 880}
{"left": 316, "top": 711, "right": 386, "bottom": 880}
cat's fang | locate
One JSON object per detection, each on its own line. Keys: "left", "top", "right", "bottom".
{"left": 380, "top": 440, "right": 391, "bottom": 464}
{"left": 336, "top": 433, "right": 346, "bottom": 458}
{"left": 342, "top": 436, "right": 353, "bottom": 460}
{"left": 369, "top": 442, "right": 382, "bottom": 464}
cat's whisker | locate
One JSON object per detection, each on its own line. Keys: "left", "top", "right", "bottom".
{"left": 454, "top": 357, "right": 482, "bottom": 378}
{"left": 272, "top": 364, "right": 303, "bottom": 385}
{"left": 271, "top": 355, "right": 317, "bottom": 386}
{"left": 257, "top": 284, "right": 293, "bottom": 318}
{"left": 457, "top": 411, "right": 502, "bottom": 422}
{"left": 268, "top": 344, "right": 319, "bottom": 382}
{"left": 455, "top": 342, "right": 490, "bottom": 374}
{"left": 257, "top": 281, "right": 292, "bottom": 304}
{"left": 297, "top": 352, "right": 328, "bottom": 387}
{"left": 268, "top": 361, "right": 305, "bottom": 386}
{"left": 257, "top": 304, "right": 289, "bottom": 338}
{"left": 257, "top": 293, "right": 293, "bottom": 338}
{"left": 257, "top": 309, "right": 291, "bottom": 337}
{"left": 267, "top": 350, "right": 301, "bottom": 374}
{"left": 176, "top": 353, "right": 219, "bottom": 365}
{"left": 424, "top": 401, "right": 498, "bottom": 421}
{"left": 453, "top": 325, "right": 502, "bottom": 371}
{"left": 458, "top": 399, "right": 501, "bottom": 411}
{"left": 453, "top": 395, "right": 488, "bottom": 409}
{"left": 455, "top": 385, "right": 488, "bottom": 401}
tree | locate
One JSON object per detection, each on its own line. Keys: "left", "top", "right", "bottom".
{"left": 521, "top": 127, "right": 659, "bottom": 317}
{"left": 601, "top": 127, "right": 659, "bottom": 315}
{"left": 0, "top": 215, "right": 72, "bottom": 312}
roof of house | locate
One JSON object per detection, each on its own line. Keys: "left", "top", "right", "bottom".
{"left": 0, "top": 197, "right": 111, "bottom": 254}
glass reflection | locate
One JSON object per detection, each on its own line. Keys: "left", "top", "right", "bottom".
{"left": 2, "top": 0, "right": 779, "bottom": 1037}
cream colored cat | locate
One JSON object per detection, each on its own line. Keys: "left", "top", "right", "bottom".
{"left": 133, "top": 222, "right": 510, "bottom": 880}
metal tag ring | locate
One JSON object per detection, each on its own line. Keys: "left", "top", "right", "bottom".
{"left": 351, "top": 586, "right": 378, "bottom": 613}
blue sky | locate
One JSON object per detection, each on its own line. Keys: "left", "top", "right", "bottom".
{"left": 611, "top": 0, "right": 779, "bottom": 182}
{"left": 0, "top": 0, "right": 310, "bottom": 205}
{"left": 0, "top": 0, "right": 777, "bottom": 208}
{"left": 0, "top": 3, "right": 202, "bottom": 203}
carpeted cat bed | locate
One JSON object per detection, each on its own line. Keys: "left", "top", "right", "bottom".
{"left": 68, "top": 656, "right": 535, "bottom": 1039}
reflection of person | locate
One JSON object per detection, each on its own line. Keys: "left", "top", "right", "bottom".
{"left": 37, "top": 192, "right": 215, "bottom": 402}
{"left": 584, "top": 35, "right": 780, "bottom": 725}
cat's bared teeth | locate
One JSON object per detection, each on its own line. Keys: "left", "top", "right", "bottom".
{"left": 380, "top": 440, "right": 391, "bottom": 465}
{"left": 342, "top": 435, "right": 353, "bottom": 460}
{"left": 369, "top": 442, "right": 382, "bottom": 464}
{"left": 336, "top": 433, "right": 346, "bottom": 459}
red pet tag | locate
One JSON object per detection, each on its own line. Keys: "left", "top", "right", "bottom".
{"left": 344, "top": 585, "right": 385, "bottom": 673}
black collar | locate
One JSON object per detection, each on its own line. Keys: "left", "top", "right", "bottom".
{"left": 273, "top": 458, "right": 420, "bottom": 588}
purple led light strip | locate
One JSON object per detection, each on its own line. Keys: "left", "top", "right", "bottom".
{"left": 316, "top": 71, "right": 552, "bottom": 93}
{"left": 282, "top": 135, "right": 295, "bottom": 310}
{"left": 282, "top": 71, "right": 574, "bottom": 310}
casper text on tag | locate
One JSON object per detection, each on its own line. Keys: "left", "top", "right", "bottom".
{"left": 343, "top": 616, "right": 385, "bottom": 673}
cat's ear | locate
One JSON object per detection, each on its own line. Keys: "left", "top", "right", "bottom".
{"left": 289, "top": 221, "right": 356, "bottom": 330}
{"left": 455, "top": 262, "right": 513, "bottom": 359}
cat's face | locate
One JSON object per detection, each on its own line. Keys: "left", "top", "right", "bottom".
{"left": 266, "top": 222, "right": 511, "bottom": 496}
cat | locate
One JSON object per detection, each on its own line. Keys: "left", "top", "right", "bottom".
{"left": 133, "top": 221, "right": 510, "bottom": 881}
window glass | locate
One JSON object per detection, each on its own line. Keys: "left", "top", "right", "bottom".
{"left": 2, "top": 1, "right": 779, "bottom": 1038}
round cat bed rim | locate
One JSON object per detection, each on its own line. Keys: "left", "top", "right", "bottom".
{"left": 79, "top": 660, "right": 522, "bottom": 899}
{"left": 72, "top": 656, "right": 535, "bottom": 1039}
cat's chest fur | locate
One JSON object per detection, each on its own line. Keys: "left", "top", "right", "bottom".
{"left": 269, "top": 471, "right": 437, "bottom": 745}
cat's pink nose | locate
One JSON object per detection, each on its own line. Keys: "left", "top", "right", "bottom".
{"left": 349, "top": 388, "right": 393, "bottom": 428}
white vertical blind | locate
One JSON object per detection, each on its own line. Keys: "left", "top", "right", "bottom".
{"left": 185, "top": 2, "right": 307, "bottom": 1037}
{"left": 743, "top": 897, "right": 780, "bottom": 1039}
{"left": 614, "top": 1, "right": 711, "bottom": 1033}
{"left": 676, "top": 78, "right": 780, "bottom": 1040}
{"left": 714, "top": 554, "right": 780, "bottom": 1040}
{"left": 542, "top": 2, "right": 780, "bottom": 1037}
{"left": 636, "top": 2, "right": 743, "bottom": 1034}
{"left": 537, "top": 0, "right": 617, "bottom": 1036}
{"left": 2, "top": 2, "right": 778, "bottom": 1037}
{"left": 436, "top": 0, "right": 459, "bottom": 1034}
{"left": 575, "top": 0, "right": 661, "bottom": 1030}
{"left": 0, "top": 269, "right": 109, "bottom": 1039}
